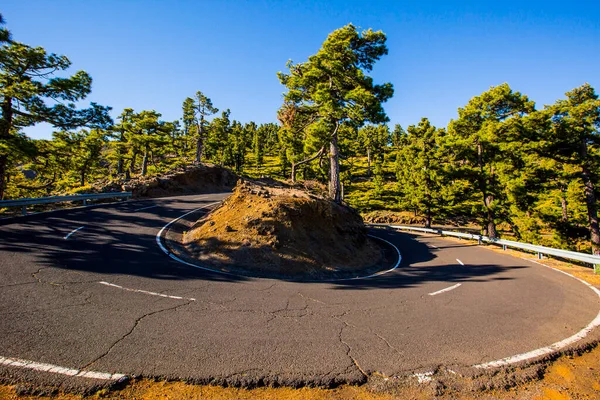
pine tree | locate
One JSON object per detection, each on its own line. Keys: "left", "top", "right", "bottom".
{"left": 207, "top": 110, "right": 231, "bottom": 165}
{"left": 278, "top": 24, "right": 393, "bottom": 202}
{"left": 395, "top": 118, "right": 446, "bottom": 228}
{"left": 0, "top": 32, "right": 111, "bottom": 198}
{"left": 539, "top": 84, "right": 600, "bottom": 254}
{"left": 358, "top": 124, "right": 389, "bottom": 176}
{"left": 53, "top": 129, "right": 107, "bottom": 186}
{"left": 446, "top": 84, "right": 534, "bottom": 238}
{"left": 187, "top": 91, "right": 218, "bottom": 163}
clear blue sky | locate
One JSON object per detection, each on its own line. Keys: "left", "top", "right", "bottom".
{"left": 2, "top": 0, "right": 599, "bottom": 139}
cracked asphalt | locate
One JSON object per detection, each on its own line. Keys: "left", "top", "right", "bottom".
{"left": 0, "top": 192, "right": 599, "bottom": 391}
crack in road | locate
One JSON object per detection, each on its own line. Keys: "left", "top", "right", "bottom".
{"left": 32, "top": 267, "right": 54, "bottom": 285}
{"left": 374, "top": 331, "right": 400, "bottom": 354}
{"left": 334, "top": 315, "right": 367, "bottom": 379}
{"left": 82, "top": 300, "right": 193, "bottom": 370}
{"left": 297, "top": 292, "right": 327, "bottom": 305}
{"left": 255, "top": 282, "right": 278, "bottom": 292}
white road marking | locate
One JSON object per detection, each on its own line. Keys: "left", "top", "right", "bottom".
{"left": 456, "top": 259, "right": 464, "bottom": 265}
{"left": 98, "top": 281, "right": 196, "bottom": 301}
{"left": 132, "top": 205, "right": 158, "bottom": 212}
{"left": 473, "top": 257, "right": 600, "bottom": 369}
{"left": 429, "top": 244, "right": 438, "bottom": 249}
{"left": 428, "top": 283, "right": 462, "bottom": 296}
{"left": 341, "top": 235, "right": 402, "bottom": 280}
{"left": 64, "top": 226, "right": 85, "bottom": 240}
{"left": 0, "top": 356, "right": 127, "bottom": 381}
{"left": 156, "top": 202, "right": 221, "bottom": 255}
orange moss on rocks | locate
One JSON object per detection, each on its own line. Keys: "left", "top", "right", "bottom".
{"left": 182, "top": 180, "right": 383, "bottom": 279}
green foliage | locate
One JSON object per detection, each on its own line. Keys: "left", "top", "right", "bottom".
{"left": 395, "top": 118, "right": 448, "bottom": 227}
{"left": 0, "top": 21, "right": 111, "bottom": 198}
{"left": 0, "top": 13, "right": 11, "bottom": 43}
{"left": 536, "top": 84, "right": 600, "bottom": 253}
{"left": 184, "top": 91, "right": 219, "bottom": 163}
{"left": 278, "top": 23, "right": 393, "bottom": 201}
{"left": 445, "top": 83, "right": 535, "bottom": 237}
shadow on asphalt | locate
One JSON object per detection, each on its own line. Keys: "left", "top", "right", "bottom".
{"left": 0, "top": 201, "right": 524, "bottom": 289}
{"left": 328, "top": 230, "right": 523, "bottom": 290}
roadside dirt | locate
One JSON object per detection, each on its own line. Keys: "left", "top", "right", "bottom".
{"left": 181, "top": 180, "right": 384, "bottom": 279}
{"left": 1, "top": 345, "right": 599, "bottom": 399}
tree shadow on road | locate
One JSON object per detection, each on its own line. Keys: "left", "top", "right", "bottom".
{"left": 0, "top": 196, "right": 246, "bottom": 284}
{"left": 330, "top": 229, "right": 524, "bottom": 290}
{"left": 0, "top": 199, "right": 524, "bottom": 290}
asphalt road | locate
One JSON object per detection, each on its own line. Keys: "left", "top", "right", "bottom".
{"left": 0, "top": 192, "right": 599, "bottom": 391}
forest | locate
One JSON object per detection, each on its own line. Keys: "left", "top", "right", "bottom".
{"left": 1, "top": 16, "right": 599, "bottom": 254}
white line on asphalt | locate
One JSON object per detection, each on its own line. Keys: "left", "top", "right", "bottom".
{"left": 64, "top": 226, "right": 85, "bottom": 240}
{"left": 0, "top": 356, "right": 127, "bottom": 381}
{"left": 473, "top": 257, "right": 600, "bottom": 369}
{"left": 428, "top": 283, "right": 462, "bottom": 296}
{"left": 156, "top": 202, "right": 221, "bottom": 255}
{"left": 98, "top": 281, "right": 196, "bottom": 301}
{"left": 337, "top": 235, "right": 403, "bottom": 281}
{"left": 429, "top": 244, "right": 438, "bottom": 249}
{"left": 132, "top": 205, "right": 158, "bottom": 212}
{"left": 456, "top": 259, "right": 464, "bottom": 265}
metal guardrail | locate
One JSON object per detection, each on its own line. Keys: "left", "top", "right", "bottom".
{"left": 0, "top": 192, "right": 132, "bottom": 215}
{"left": 369, "top": 224, "right": 600, "bottom": 272}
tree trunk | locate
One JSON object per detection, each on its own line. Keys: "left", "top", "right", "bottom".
{"left": 560, "top": 195, "right": 568, "bottom": 222}
{"left": 80, "top": 169, "right": 86, "bottom": 186}
{"left": 116, "top": 130, "right": 125, "bottom": 175}
{"left": 477, "top": 142, "right": 498, "bottom": 238}
{"left": 0, "top": 97, "right": 13, "bottom": 200}
{"left": 367, "top": 147, "right": 371, "bottom": 177}
{"left": 582, "top": 165, "right": 600, "bottom": 254}
{"left": 329, "top": 133, "right": 341, "bottom": 203}
{"left": 195, "top": 118, "right": 205, "bottom": 163}
{"left": 291, "top": 163, "right": 297, "bottom": 183}
{"left": 485, "top": 195, "right": 498, "bottom": 239}
{"left": 425, "top": 211, "right": 432, "bottom": 229}
{"left": 0, "top": 154, "right": 7, "bottom": 200}
{"left": 291, "top": 147, "right": 325, "bottom": 183}
{"left": 141, "top": 144, "right": 149, "bottom": 176}
{"left": 130, "top": 151, "right": 138, "bottom": 175}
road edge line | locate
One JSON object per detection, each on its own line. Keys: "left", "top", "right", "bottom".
{"left": 472, "top": 257, "right": 600, "bottom": 369}
{"left": 0, "top": 356, "right": 127, "bottom": 382}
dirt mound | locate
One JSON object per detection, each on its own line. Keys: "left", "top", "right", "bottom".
{"left": 92, "top": 164, "right": 238, "bottom": 198}
{"left": 182, "top": 180, "right": 385, "bottom": 279}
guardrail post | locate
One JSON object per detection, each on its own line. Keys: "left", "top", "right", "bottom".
{"left": 502, "top": 245, "right": 507, "bottom": 251}
{"left": 22, "top": 205, "right": 27, "bottom": 216}
{"left": 538, "top": 252, "right": 543, "bottom": 260}
{"left": 83, "top": 199, "right": 87, "bottom": 206}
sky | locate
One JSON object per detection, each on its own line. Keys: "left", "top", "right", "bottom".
{"left": 2, "top": 0, "right": 599, "bottom": 140}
